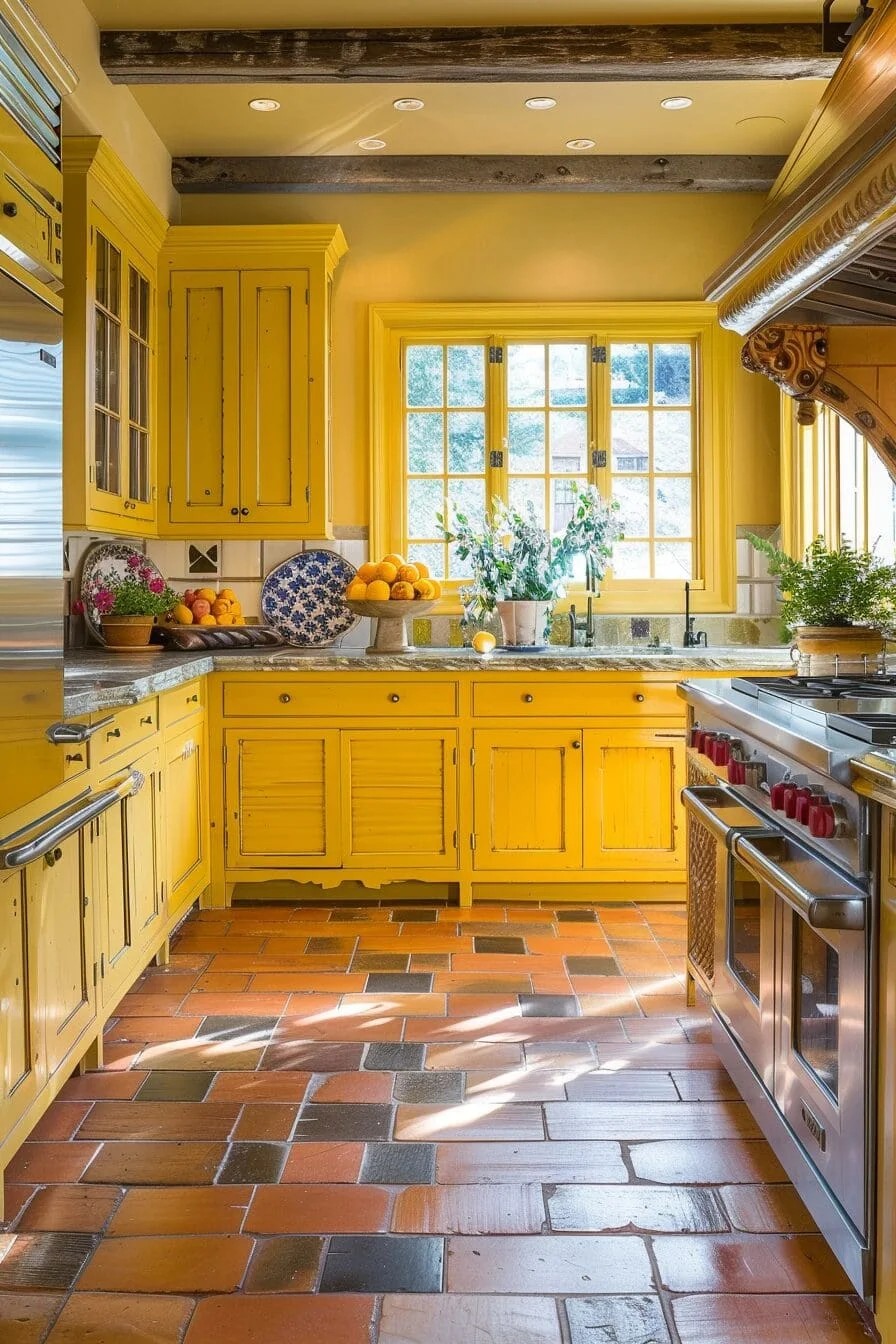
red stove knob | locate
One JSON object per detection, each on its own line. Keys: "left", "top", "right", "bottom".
{"left": 794, "top": 787, "right": 813, "bottom": 825}
{"left": 770, "top": 780, "right": 788, "bottom": 811}
{"left": 782, "top": 783, "right": 800, "bottom": 818}
{"left": 697, "top": 731, "right": 716, "bottom": 756}
{"left": 808, "top": 798, "right": 836, "bottom": 839}
{"left": 728, "top": 758, "right": 746, "bottom": 785}
{"left": 711, "top": 735, "right": 732, "bottom": 767}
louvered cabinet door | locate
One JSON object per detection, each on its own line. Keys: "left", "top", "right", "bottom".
{"left": 341, "top": 730, "right": 458, "bottom": 868}
{"left": 583, "top": 728, "right": 686, "bottom": 873}
{"left": 471, "top": 729, "right": 584, "bottom": 870}
{"left": 225, "top": 729, "right": 341, "bottom": 868}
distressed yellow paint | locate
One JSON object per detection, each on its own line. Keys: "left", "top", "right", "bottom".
{"left": 342, "top": 730, "right": 457, "bottom": 866}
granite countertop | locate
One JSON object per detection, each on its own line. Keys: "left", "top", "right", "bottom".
{"left": 63, "top": 644, "right": 794, "bottom": 717}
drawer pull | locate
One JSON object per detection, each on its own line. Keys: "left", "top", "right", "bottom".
{"left": 523, "top": 694, "right": 534, "bottom": 703}
{"left": 140, "top": 715, "right": 153, "bottom": 726}
{"left": 389, "top": 694, "right": 400, "bottom": 703}
{"left": 279, "top": 693, "right": 292, "bottom": 704}
{"left": 634, "top": 693, "right": 645, "bottom": 703}
{"left": 65, "top": 753, "right": 83, "bottom": 763}
{"left": 230, "top": 507, "right": 239, "bottom": 516}
{"left": 188, "top": 693, "right": 199, "bottom": 703}
{"left": 107, "top": 728, "right": 121, "bottom": 739}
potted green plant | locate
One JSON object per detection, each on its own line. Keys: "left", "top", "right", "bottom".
{"left": 76, "top": 555, "right": 179, "bottom": 648}
{"left": 439, "top": 483, "right": 622, "bottom": 647}
{"left": 749, "top": 534, "right": 896, "bottom": 670}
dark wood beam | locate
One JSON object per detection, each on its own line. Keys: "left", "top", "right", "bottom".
{"left": 172, "top": 154, "right": 785, "bottom": 195}
{"left": 101, "top": 25, "right": 837, "bottom": 84}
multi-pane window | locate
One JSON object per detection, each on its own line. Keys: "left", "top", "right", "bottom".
{"left": 401, "top": 333, "right": 698, "bottom": 585}
{"left": 128, "top": 265, "right": 151, "bottom": 504}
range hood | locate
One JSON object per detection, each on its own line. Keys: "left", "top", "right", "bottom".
{"left": 705, "top": 2, "right": 896, "bottom": 334}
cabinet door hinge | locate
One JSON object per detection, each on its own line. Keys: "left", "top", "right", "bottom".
{"left": 305, "top": 288, "right": 309, "bottom": 305}
{"left": 592, "top": 345, "right": 607, "bottom": 364}
{"left": 92, "top": 961, "right": 97, "bottom": 985}
{"left": 488, "top": 345, "right": 504, "bottom": 364}
{"left": 489, "top": 449, "right": 504, "bottom": 468}
{"left": 452, "top": 829, "right": 458, "bottom": 849}
{"left": 223, "top": 745, "right": 228, "bottom": 765}
{"left": 161, "top": 881, "right": 167, "bottom": 904}
{"left": 100, "top": 952, "right": 105, "bottom": 979}
{"left": 470, "top": 832, "right": 477, "bottom": 850}
{"left": 167, "top": 290, "right": 173, "bottom": 309}
{"left": 591, "top": 449, "right": 607, "bottom": 469}
{"left": 452, "top": 746, "right": 457, "bottom": 765}
{"left": 157, "top": 772, "right": 163, "bottom": 793}
{"left": 305, "top": 484, "right": 310, "bottom": 504}
{"left": 470, "top": 747, "right": 476, "bottom": 765}
{"left": 167, "top": 485, "right": 173, "bottom": 503}
{"left": 88, "top": 465, "right": 94, "bottom": 483}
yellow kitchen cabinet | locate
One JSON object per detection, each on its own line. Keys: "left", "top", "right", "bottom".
{"left": 471, "top": 728, "right": 584, "bottom": 870}
{"left": 0, "top": 866, "right": 42, "bottom": 1154}
{"left": 32, "top": 828, "right": 96, "bottom": 1081}
{"left": 63, "top": 138, "right": 167, "bottom": 536}
{"left": 341, "top": 729, "right": 458, "bottom": 868}
{"left": 224, "top": 728, "right": 341, "bottom": 868}
{"left": 584, "top": 728, "right": 686, "bottom": 873}
{"left": 163, "top": 717, "right": 209, "bottom": 921}
{"left": 160, "top": 225, "right": 347, "bottom": 538}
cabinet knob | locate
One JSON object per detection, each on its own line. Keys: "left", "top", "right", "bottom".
{"left": 389, "top": 694, "right": 400, "bottom": 703}
{"left": 572, "top": 740, "right": 582, "bottom": 750}
{"left": 634, "top": 693, "right": 645, "bottom": 703}
{"left": 188, "top": 693, "right": 198, "bottom": 703}
{"left": 279, "top": 693, "right": 292, "bottom": 704}
{"left": 107, "top": 727, "right": 121, "bottom": 738}
{"left": 2, "top": 202, "right": 17, "bottom": 217}
{"left": 230, "top": 507, "right": 239, "bottom": 516}
{"left": 523, "top": 693, "right": 534, "bottom": 703}
{"left": 240, "top": 508, "right": 250, "bottom": 516}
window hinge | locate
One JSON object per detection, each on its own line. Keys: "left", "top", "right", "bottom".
{"left": 592, "top": 345, "right": 607, "bottom": 364}
{"left": 100, "top": 952, "right": 105, "bottom": 979}
{"left": 488, "top": 345, "right": 504, "bottom": 364}
{"left": 470, "top": 832, "right": 477, "bottom": 849}
{"left": 489, "top": 450, "right": 504, "bottom": 469}
{"left": 92, "top": 961, "right": 97, "bottom": 985}
{"left": 305, "top": 484, "right": 311, "bottom": 504}
{"left": 167, "top": 485, "right": 173, "bottom": 503}
{"left": 157, "top": 772, "right": 163, "bottom": 793}
{"left": 161, "top": 881, "right": 167, "bottom": 903}
{"left": 592, "top": 449, "right": 607, "bottom": 469}
{"left": 88, "top": 465, "right": 94, "bottom": 483}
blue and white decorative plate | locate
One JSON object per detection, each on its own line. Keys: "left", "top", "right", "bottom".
{"left": 261, "top": 549, "right": 360, "bottom": 647}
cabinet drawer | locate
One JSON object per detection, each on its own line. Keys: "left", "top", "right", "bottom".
{"left": 222, "top": 680, "right": 458, "bottom": 719}
{"left": 160, "top": 679, "right": 205, "bottom": 731}
{"left": 472, "top": 680, "right": 682, "bottom": 719}
{"left": 62, "top": 744, "right": 90, "bottom": 781}
{"left": 94, "top": 700, "right": 159, "bottom": 765}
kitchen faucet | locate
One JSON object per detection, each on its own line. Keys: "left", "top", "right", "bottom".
{"left": 683, "top": 581, "right": 708, "bottom": 648}
{"left": 569, "top": 596, "right": 594, "bottom": 647}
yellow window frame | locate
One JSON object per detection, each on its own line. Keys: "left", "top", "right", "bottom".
{"left": 370, "top": 301, "right": 736, "bottom": 615}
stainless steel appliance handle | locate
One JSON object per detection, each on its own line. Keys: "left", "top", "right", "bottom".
{"left": 0, "top": 771, "right": 144, "bottom": 870}
{"left": 680, "top": 784, "right": 769, "bottom": 846}
{"left": 734, "top": 834, "right": 866, "bottom": 932}
{"left": 45, "top": 715, "right": 115, "bottom": 745}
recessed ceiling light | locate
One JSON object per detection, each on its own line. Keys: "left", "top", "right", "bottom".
{"left": 566, "top": 138, "right": 596, "bottom": 151}
{"left": 525, "top": 96, "right": 557, "bottom": 111}
{"left": 660, "top": 96, "right": 693, "bottom": 111}
{"left": 393, "top": 97, "right": 424, "bottom": 111}
{"left": 248, "top": 98, "right": 281, "bottom": 112}
{"left": 357, "top": 137, "right": 387, "bottom": 151}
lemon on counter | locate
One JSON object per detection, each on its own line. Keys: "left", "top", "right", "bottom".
{"left": 472, "top": 631, "right": 496, "bottom": 655}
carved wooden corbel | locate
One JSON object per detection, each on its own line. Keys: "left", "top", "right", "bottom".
{"left": 741, "top": 324, "right": 828, "bottom": 397}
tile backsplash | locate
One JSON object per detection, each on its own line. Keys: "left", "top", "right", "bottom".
{"left": 64, "top": 530, "right": 783, "bottom": 652}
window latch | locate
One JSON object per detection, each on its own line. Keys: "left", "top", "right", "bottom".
{"left": 489, "top": 450, "right": 504, "bottom": 468}
{"left": 488, "top": 345, "right": 504, "bottom": 364}
{"left": 592, "top": 450, "right": 607, "bottom": 469}
{"left": 592, "top": 345, "right": 607, "bottom": 364}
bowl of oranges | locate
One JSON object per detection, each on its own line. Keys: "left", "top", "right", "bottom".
{"left": 343, "top": 554, "right": 441, "bottom": 654}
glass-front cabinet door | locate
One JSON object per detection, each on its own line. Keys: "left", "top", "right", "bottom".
{"left": 88, "top": 213, "right": 156, "bottom": 526}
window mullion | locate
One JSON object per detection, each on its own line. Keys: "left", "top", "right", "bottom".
{"left": 591, "top": 334, "right": 610, "bottom": 498}
{"left": 487, "top": 334, "right": 507, "bottom": 511}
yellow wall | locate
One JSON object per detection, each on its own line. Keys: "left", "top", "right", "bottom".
{"left": 29, "top": 0, "right": 177, "bottom": 220}
{"left": 180, "top": 191, "right": 780, "bottom": 532}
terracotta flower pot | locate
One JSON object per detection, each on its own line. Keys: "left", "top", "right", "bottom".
{"left": 792, "top": 624, "right": 884, "bottom": 675}
{"left": 100, "top": 615, "right": 156, "bottom": 648}
{"left": 496, "top": 600, "right": 552, "bottom": 648}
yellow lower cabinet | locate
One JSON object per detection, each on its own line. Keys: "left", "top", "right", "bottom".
{"left": 225, "top": 728, "right": 341, "bottom": 868}
{"left": 584, "top": 728, "right": 686, "bottom": 873}
{"left": 33, "top": 829, "right": 96, "bottom": 1080}
{"left": 472, "top": 728, "right": 584, "bottom": 870}
{"left": 341, "top": 729, "right": 458, "bottom": 868}
{"left": 164, "top": 719, "right": 209, "bottom": 919}
{"left": 0, "top": 867, "right": 43, "bottom": 1146}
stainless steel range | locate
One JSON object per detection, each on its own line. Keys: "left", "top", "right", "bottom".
{"left": 679, "top": 672, "right": 896, "bottom": 1302}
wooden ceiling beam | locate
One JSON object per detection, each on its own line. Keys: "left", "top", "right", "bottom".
{"left": 101, "top": 24, "right": 837, "bottom": 84}
{"left": 171, "top": 153, "right": 785, "bottom": 194}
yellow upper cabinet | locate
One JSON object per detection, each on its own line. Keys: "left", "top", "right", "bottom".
{"left": 159, "top": 225, "right": 347, "bottom": 538}
{"left": 63, "top": 138, "right": 168, "bottom": 537}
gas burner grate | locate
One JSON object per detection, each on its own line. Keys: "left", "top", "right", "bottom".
{"left": 734, "top": 675, "right": 896, "bottom": 702}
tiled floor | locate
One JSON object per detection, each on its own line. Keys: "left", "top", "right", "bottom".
{"left": 0, "top": 901, "right": 877, "bottom": 1343}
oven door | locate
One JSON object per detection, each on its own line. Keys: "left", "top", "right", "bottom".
{"left": 734, "top": 832, "right": 870, "bottom": 1236}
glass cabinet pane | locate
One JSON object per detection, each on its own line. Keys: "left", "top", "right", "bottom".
{"left": 93, "top": 232, "right": 122, "bottom": 497}
{"left": 728, "top": 860, "right": 762, "bottom": 1003}
{"left": 794, "top": 921, "right": 840, "bottom": 1099}
{"left": 127, "top": 265, "right": 151, "bottom": 503}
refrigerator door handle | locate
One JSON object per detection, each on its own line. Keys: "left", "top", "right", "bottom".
{"left": 45, "top": 715, "right": 115, "bottom": 745}
{"left": 0, "top": 770, "right": 144, "bottom": 869}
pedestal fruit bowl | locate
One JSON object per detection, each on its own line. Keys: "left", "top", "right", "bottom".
{"left": 344, "top": 554, "right": 441, "bottom": 655}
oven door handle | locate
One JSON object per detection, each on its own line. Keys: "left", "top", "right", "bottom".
{"left": 0, "top": 771, "right": 144, "bottom": 870}
{"left": 734, "top": 834, "right": 867, "bottom": 932}
{"left": 680, "top": 784, "right": 770, "bottom": 849}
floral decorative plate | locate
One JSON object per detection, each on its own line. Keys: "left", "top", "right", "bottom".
{"left": 261, "top": 549, "right": 360, "bottom": 647}
{"left": 78, "top": 542, "right": 168, "bottom": 646}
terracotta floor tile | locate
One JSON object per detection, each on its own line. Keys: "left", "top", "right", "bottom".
{"left": 672, "top": 1294, "right": 877, "bottom": 1343}
{"left": 0, "top": 1232, "right": 97, "bottom": 1291}
{"left": 652, "top": 1232, "right": 851, "bottom": 1293}
{"left": 431, "top": 974, "right": 532, "bottom": 993}
{"left": 670, "top": 1069, "right": 741, "bottom": 1101}
{"left": 232, "top": 1103, "right": 300, "bottom": 1140}
{"left": 464, "top": 1068, "right": 568, "bottom": 1102}
{"left": 207, "top": 1072, "right": 310, "bottom": 1103}
{"left": 446, "top": 1233, "right": 653, "bottom": 1293}
{"left": 135, "top": 1042, "right": 264, "bottom": 1072}
{"left": 564, "top": 1071, "right": 679, "bottom": 1102}
{"left": 45, "top": 1293, "right": 194, "bottom": 1343}
{"left": 104, "top": 1017, "right": 203, "bottom": 1045}
{"left": 108, "top": 1186, "right": 252, "bottom": 1236}
{"left": 436, "top": 1140, "right": 628, "bottom": 1185}
{"left": 180, "top": 992, "right": 289, "bottom": 1017}
{"left": 425, "top": 1043, "right": 523, "bottom": 1070}
{"left": 392, "top": 1184, "right": 545, "bottom": 1233}
{"left": 29, "top": 1103, "right": 93, "bottom": 1142}
{"left": 309, "top": 1073, "right": 395, "bottom": 1103}
{"left": 1, "top": 1185, "right": 36, "bottom": 1226}
{"left": 113, "top": 994, "right": 187, "bottom": 1018}
{"left": 394, "top": 1102, "right": 545, "bottom": 1142}
{"left": 0, "top": 1293, "right": 65, "bottom": 1343}
{"left": 16, "top": 1185, "right": 121, "bottom": 1233}
{"left": 545, "top": 1101, "right": 761, "bottom": 1141}
{"left": 78, "top": 1233, "right": 253, "bottom": 1293}
{"left": 137, "top": 970, "right": 200, "bottom": 995}
{"left": 339, "top": 993, "right": 447, "bottom": 1017}
{"left": 629, "top": 1138, "right": 788, "bottom": 1185}
{"left": 272, "top": 1015, "right": 405, "bottom": 1042}
{"left": 566, "top": 1296, "right": 672, "bottom": 1344}
{"left": 174, "top": 935, "right": 266, "bottom": 955}
{"left": 193, "top": 973, "right": 253, "bottom": 993}
{"left": 379, "top": 1294, "right": 563, "bottom": 1344}
{"left": 592, "top": 1042, "right": 726, "bottom": 1069}
{"left": 183, "top": 1294, "right": 376, "bottom": 1344}
{"left": 547, "top": 1184, "right": 728, "bottom": 1233}
{"left": 280, "top": 1141, "right": 365, "bottom": 1184}
{"left": 77, "top": 1101, "right": 240, "bottom": 1142}
{"left": 57, "top": 1072, "right": 146, "bottom": 1101}
{"left": 5, "top": 1143, "right": 101, "bottom": 1185}
{"left": 251, "top": 973, "right": 367, "bottom": 992}
{"left": 447, "top": 994, "right": 523, "bottom": 1018}
{"left": 719, "top": 1184, "right": 819, "bottom": 1233}
{"left": 82, "top": 1142, "right": 226, "bottom": 1186}
{"left": 246, "top": 1185, "right": 392, "bottom": 1233}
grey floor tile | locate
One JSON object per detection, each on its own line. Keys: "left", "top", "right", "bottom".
{"left": 320, "top": 1235, "right": 443, "bottom": 1292}
{"left": 366, "top": 973, "right": 433, "bottom": 993}
{"left": 135, "top": 1070, "right": 215, "bottom": 1101}
{"left": 474, "top": 936, "right": 526, "bottom": 955}
{"left": 217, "top": 1142, "right": 288, "bottom": 1184}
{"left": 519, "top": 995, "right": 581, "bottom": 1018}
{"left": 294, "top": 1104, "right": 394, "bottom": 1142}
{"left": 360, "top": 1142, "right": 436, "bottom": 1185}
{"left": 566, "top": 955, "right": 621, "bottom": 976}
{"left": 364, "top": 1043, "right": 426, "bottom": 1072}
{"left": 393, "top": 1072, "right": 465, "bottom": 1104}
{"left": 565, "top": 1295, "right": 672, "bottom": 1343}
